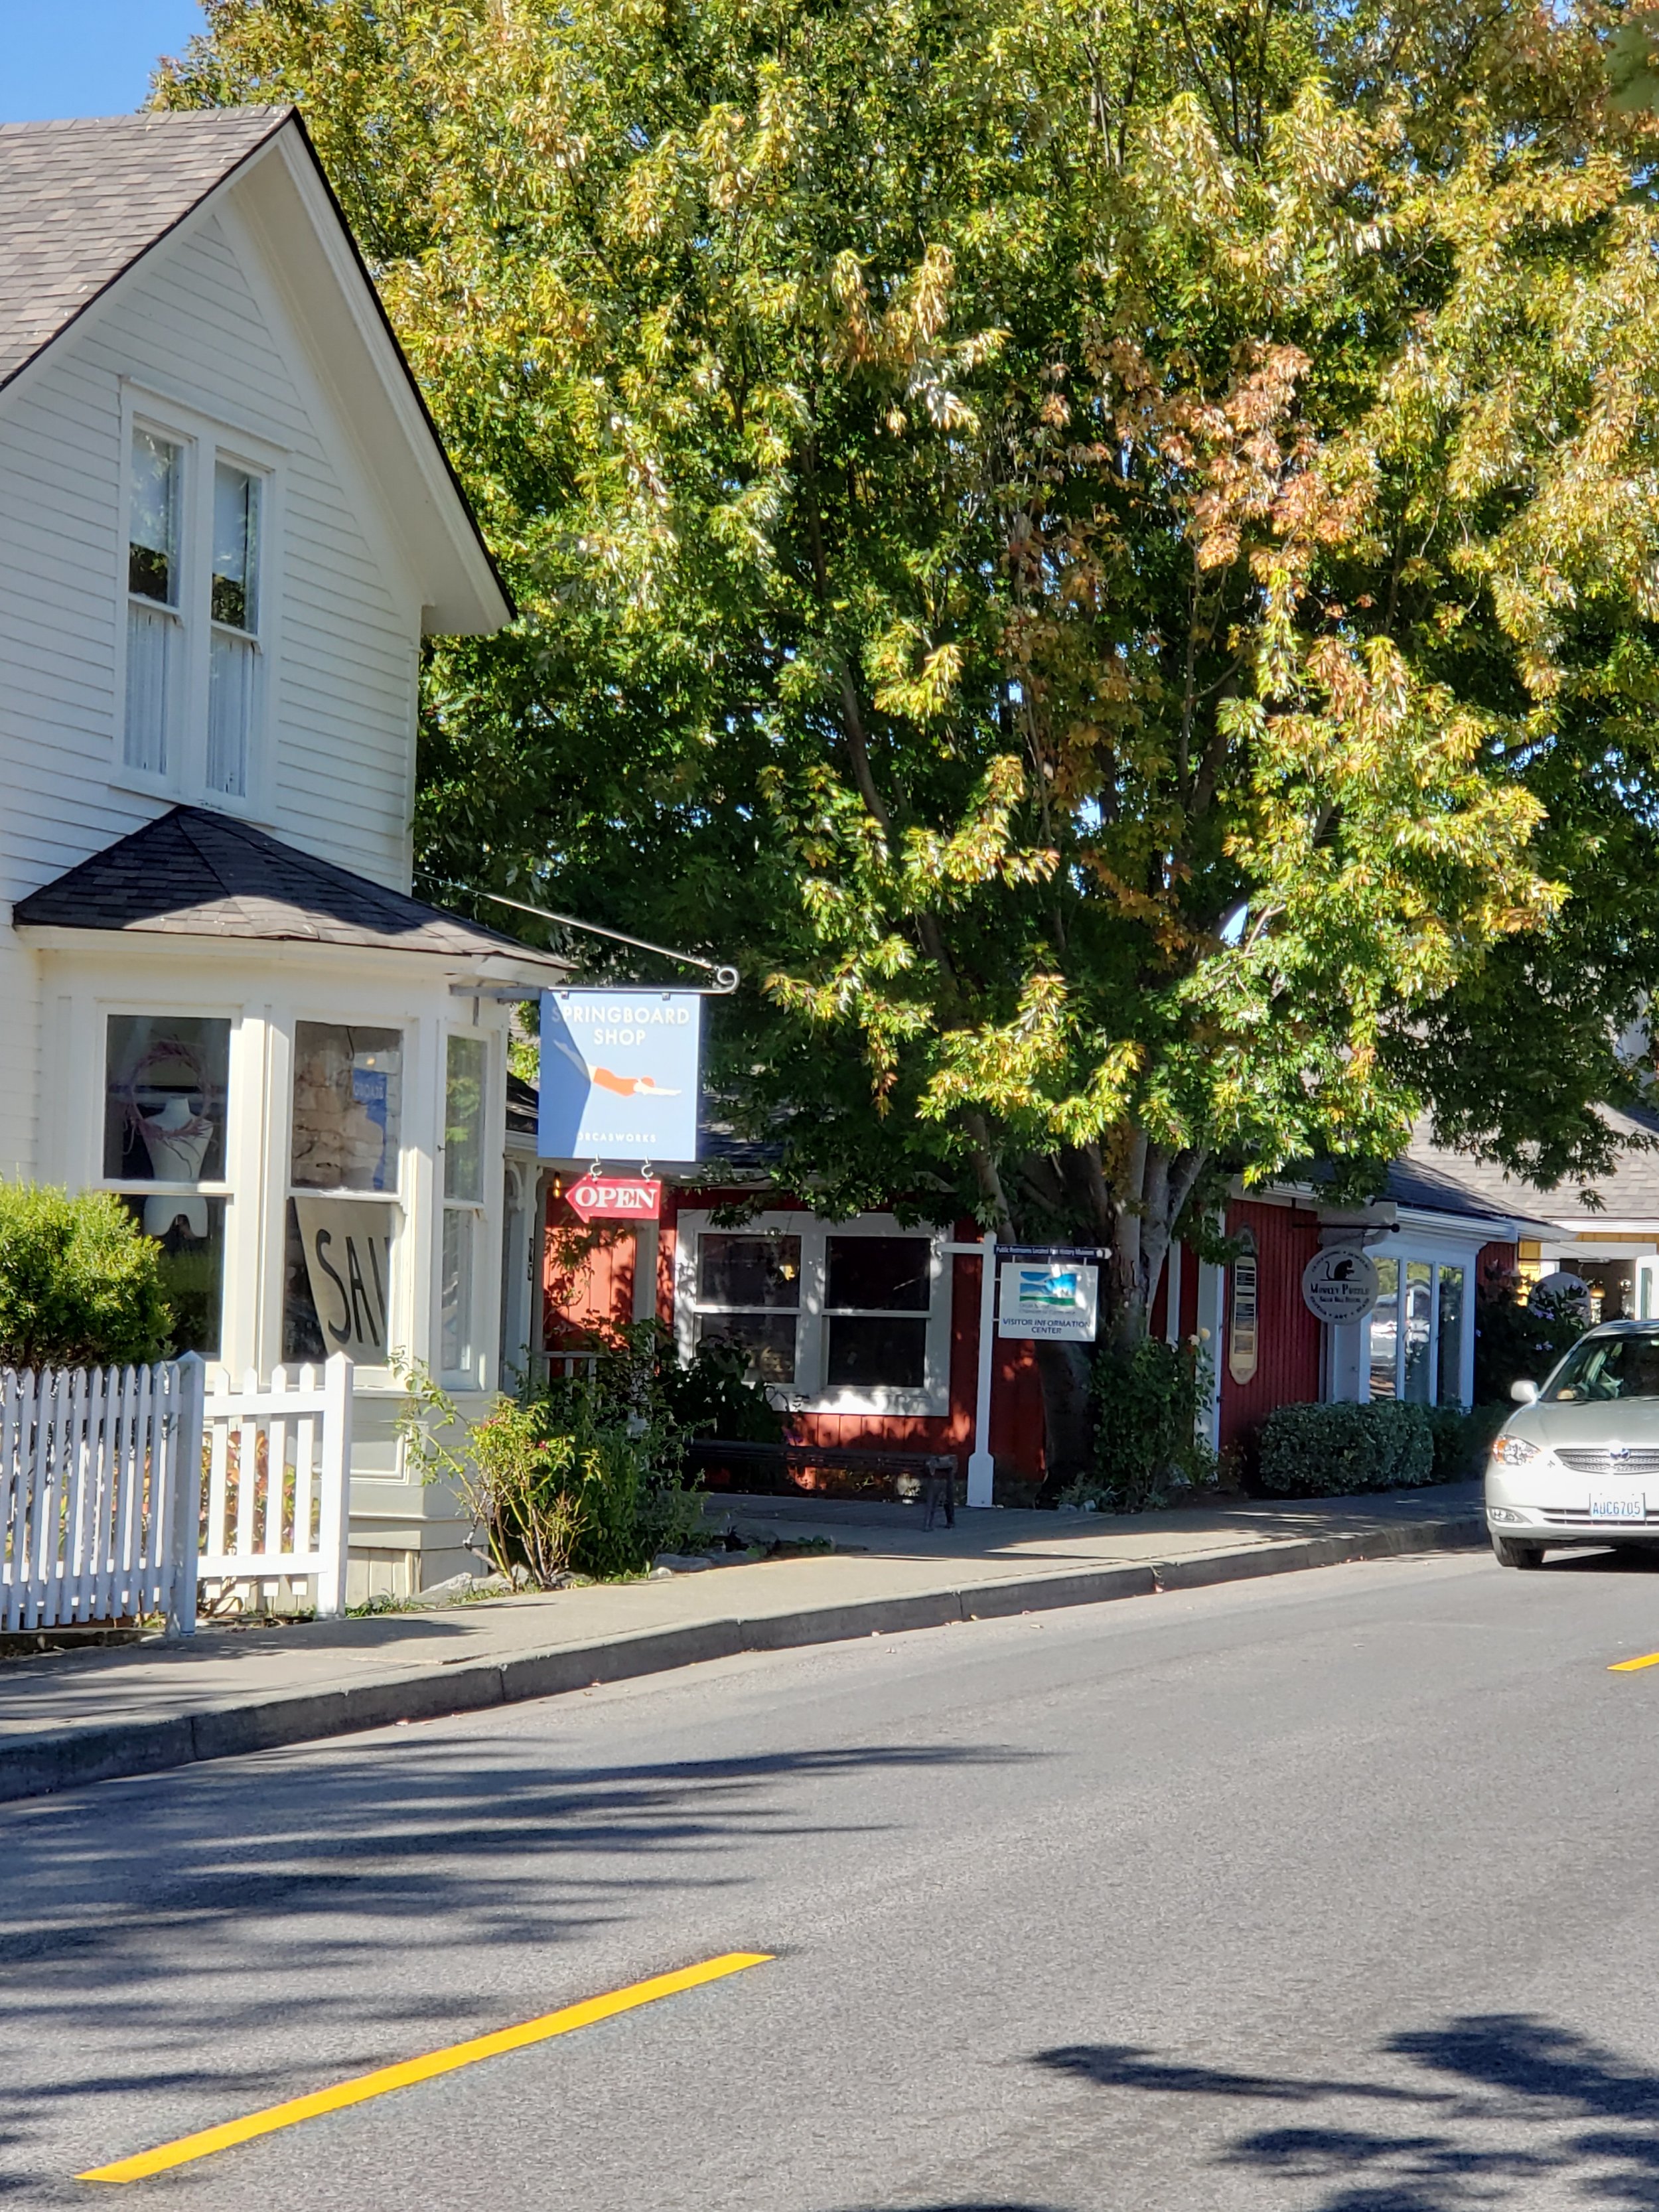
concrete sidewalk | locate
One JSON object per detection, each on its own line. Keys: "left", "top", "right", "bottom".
{"left": 0, "top": 1481, "right": 1486, "bottom": 1805}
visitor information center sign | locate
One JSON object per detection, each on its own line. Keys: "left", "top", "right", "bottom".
{"left": 538, "top": 991, "right": 702, "bottom": 1163}
{"left": 997, "top": 1260, "right": 1100, "bottom": 1342}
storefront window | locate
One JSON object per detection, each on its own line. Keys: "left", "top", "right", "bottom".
{"left": 824, "top": 1234, "right": 930, "bottom": 1388}
{"left": 104, "top": 1016, "right": 230, "bottom": 1358}
{"left": 1404, "top": 1260, "right": 1433, "bottom": 1404}
{"left": 285, "top": 1023, "right": 403, "bottom": 1363}
{"left": 1369, "top": 1258, "right": 1399, "bottom": 1400}
{"left": 693, "top": 1234, "right": 800, "bottom": 1382}
{"left": 1437, "top": 1266, "right": 1465, "bottom": 1406}
{"left": 441, "top": 1035, "right": 487, "bottom": 1378}
{"left": 290, "top": 1023, "right": 401, "bottom": 1192}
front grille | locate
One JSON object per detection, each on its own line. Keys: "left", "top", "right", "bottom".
{"left": 1540, "top": 1507, "right": 1659, "bottom": 1525}
{"left": 1553, "top": 1448, "right": 1659, "bottom": 1477}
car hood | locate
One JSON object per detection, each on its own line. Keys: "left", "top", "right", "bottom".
{"left": 1503, "top": 1398, "right": 1659, "bottom": 1450}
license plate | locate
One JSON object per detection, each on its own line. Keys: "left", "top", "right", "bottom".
{"left": 1589, "top": 1493, "right": 1646, "bottom": 1522}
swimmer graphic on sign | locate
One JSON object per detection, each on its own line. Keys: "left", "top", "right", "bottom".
{"left": 538, "top": 991, "right": 701, "bottom": 1161}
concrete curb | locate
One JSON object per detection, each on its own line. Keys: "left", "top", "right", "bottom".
{"left": 0, "top": 1512, "right": 1486, "bottom": 1806}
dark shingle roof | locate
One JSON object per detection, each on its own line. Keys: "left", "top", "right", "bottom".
{"left": 1404, "top": 1110, "right": 1659, "bottom": 1225}
{"left": 0, "top": 108, "right": 291, "bottom": 394}
{"left": 13, "top": 806, "right": 553, "bottom": 964}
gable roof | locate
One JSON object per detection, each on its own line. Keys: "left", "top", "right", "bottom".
{"left": 12, "top": 806, "right": 561, "bottom": 967}
{"left": 0, "top": 108, "right": 289, "bottom": 394}
{"left": 0, "top": 106, "right": 509, "bottom": 632}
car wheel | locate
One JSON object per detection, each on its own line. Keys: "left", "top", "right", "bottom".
{"left": 1492, "top": 1532, "right": 1545, "bottom": 1570}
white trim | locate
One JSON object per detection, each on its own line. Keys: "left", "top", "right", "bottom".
{"left": 673, "top": 1209, "right": 952, "bottom": 1418}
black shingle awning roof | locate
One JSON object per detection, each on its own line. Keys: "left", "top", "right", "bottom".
{"left": 13, "top": 806, "right": 553, "bottom": 966}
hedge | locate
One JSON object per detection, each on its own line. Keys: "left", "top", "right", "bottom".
{"left": 1257, "top": 1400, "right": 1435, "bottom": 1497}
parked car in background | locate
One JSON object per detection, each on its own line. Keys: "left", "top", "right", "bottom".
{"left": 1486, "top": 1323, "right": 1659, "bottom": 1566}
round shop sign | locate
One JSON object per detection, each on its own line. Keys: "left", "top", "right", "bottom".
{"left": 1301, "top": 1246, "right": 1380, "bottom": 1324}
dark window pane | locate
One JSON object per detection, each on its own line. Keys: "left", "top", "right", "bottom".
{"left": 697, "top": 1234, "right": 800, "bottom": 1309}
{"left": 291, "top": 1023, "right": 403, "bottom": 1192}
{"left": 694, "top": 1311, "right": 796, "bottom": 1384}
{"left": 116, "top": 1193, "right": 224, "bottom": 1359}
{"left": 1369, "top": 1258, "right": 1398, "bottom": 1401}
{"left": 825, "top": 1236, "right": 931, "bottom": 1312}
{"left": 826, "top": 1315, "right": 927, "bottom": 1388}
{"left": 105, "top": 1016, "right": 229, "bottom": 1183}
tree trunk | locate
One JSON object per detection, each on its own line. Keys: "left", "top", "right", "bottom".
{"left": 1033, "top": 1337, "right": 1094, "bottom": 1499}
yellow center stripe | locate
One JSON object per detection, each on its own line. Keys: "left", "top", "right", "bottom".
{"left": 1609, "top": 1651, "right": 1659, "bottom": 1672}
{"left": 79, "top": 1951, "right": 773, "bottom": 2184}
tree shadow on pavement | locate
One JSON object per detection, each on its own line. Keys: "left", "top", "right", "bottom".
{"left": 0, "top": 1736, "right": 1025, "bottom": 2195}
{"left": 1035, "top": 2013, "right": 1659, "bottom": 2207}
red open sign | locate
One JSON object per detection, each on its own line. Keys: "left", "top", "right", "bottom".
{"left": 565, "top": 1176, "right": 662, "bottom": 1222}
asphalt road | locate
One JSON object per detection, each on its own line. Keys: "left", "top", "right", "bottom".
{"left": 7, "top": 1546, "right": 1659, "bottom": 2210}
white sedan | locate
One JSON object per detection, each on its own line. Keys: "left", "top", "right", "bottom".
{"left": 1487, "top": 1321, "right": 1659, "bottom": 1567}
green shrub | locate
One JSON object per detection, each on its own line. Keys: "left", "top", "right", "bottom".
{"left": 0, "top": 1181, "right": 172, "bottom": 1369}
{"left": 1473, "top": 1261, "right": 1585, "bottom": 1402}
{"left": 1424, "top": 1402, "right": 1507, "bottom": 1482}
{"left": 1069, "top": 1335, "right": 1216, "bottom": 1512}
{"left": 658, "top": 1332, "right": 786, "bottom": 1443}
{"left": 1257, "top": 1400, "right": 1434, "bottom": 1497}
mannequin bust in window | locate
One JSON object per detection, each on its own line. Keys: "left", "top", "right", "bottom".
{"left": 138, "top": 1095, "right": 212, "bottom": 1238}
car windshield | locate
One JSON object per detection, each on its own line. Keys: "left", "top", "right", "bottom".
{"left": 1545, "top": 1331, "right": 1659, "bottom": 1402}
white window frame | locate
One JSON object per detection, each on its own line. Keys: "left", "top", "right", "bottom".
{"left": 113, "top": 381, "right": 285, "bottom": 818}
{"left": 1330, "top": 1227, "right": 1482, "bottom": 1410}
{"left": 92, "top": 1004, "right": 246, "bottom": 1369}
{"left": 674, "top": 1211, "right": 952, "bottom": 1417}
{"left": 281, "top": 1014, "right": 409, "bottom": 1383}
{"left": 437, "top": 1028, "right": 493, "bottom": 1388}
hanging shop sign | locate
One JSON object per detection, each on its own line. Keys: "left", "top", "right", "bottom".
{"left": 997, "top": 1262, "right": 1100, "bottom": 1342}
{"left": 538, "top": 990, "right": 702, "bottom": 1163}
{"left": 1301, "top": 1246, "right": 1381, "bottom": 1325}
{"left": 564, "top": 1175, "right": 662, "bottom": 1224}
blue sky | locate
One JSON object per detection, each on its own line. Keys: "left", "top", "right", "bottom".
{"left": 5, "top": 2, "right": 208, "bottom": 125}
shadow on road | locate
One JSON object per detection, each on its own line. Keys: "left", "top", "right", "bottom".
{"left": 0, "top": 1735, "right": 1025, "bottom": 2195}
{"left": 1035, "top": 2013, "right": 1659, "bottom": 2207}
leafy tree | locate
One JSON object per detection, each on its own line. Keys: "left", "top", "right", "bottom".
{"left": 162, "top": 1, "right": 1659, "bottom": 1471}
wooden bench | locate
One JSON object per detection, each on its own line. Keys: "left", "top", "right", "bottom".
{"left": 685, "top": 1438, "right": 961, "bottom": 1529}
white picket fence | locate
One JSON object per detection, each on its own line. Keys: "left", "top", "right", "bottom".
{"left": 0, "top": 1353, "right": 353, "bottom": 1634}
{"left": 0, "top": 1357, "right": 204, "bottom": 1633}
{"left": 200, "top": 1357, "right": 352, "bottom": 1619}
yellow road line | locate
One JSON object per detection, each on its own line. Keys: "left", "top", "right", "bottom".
{"left": 79, "top": 1951, "right": 773, "bottom": 2184}
{"left": 1609, "top": 1652, "right": 1659, "bottom": 1672}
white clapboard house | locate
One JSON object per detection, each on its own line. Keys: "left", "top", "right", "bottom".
{"left": 0, "top": 107, "right": 561, "bottom": 1597}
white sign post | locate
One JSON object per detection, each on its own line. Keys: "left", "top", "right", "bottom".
{"left": 1301, "top": 1247, "right": 1381, "bottom": 1325}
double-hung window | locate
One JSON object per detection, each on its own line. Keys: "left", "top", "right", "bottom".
{"left": 125, "top": 431, "right": 182, "bottom": 776}
{"left": 676, "top": 1215, "right": 949, "bottom": 1412}
{"left": 123, "top": 412, "right": 269, "bottom": 804}
{"left": 208, "top": 461, "right": 261, "bottom": 798}
{"left": 283, "top": 1022, "right": 403, "bottom": 1366}
{"left": 441, "top": 1035, "right": 488, "bottom": 1382}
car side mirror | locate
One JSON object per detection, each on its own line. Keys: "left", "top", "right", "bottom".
{"left": 1510, "top": 1378, "right": 1539, "bottom": 1406}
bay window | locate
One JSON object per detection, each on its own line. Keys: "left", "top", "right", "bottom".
{"left": 441, "top": 1034, "right": 487, "bottom": 1380}
{"left": 102, "top": 1014, "right": 230, "bottom": 1357}
{"left": 284, "top": 1022, "right": 402, "bottom": 1364}
{"left": 1360, "top": 1249, "right": 1471, "bottom": 1408}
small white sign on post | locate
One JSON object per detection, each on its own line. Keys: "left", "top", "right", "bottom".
{"left": 997, "top": 1262, "right": 1099, "bottom": 1342}
{"left": 1301, "top": 1247, "right": 1380, "bottom": 1324}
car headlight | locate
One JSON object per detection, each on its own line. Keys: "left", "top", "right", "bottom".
{"left": 1493, "top": 1435, "right": 1542, "bottom": 1467}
